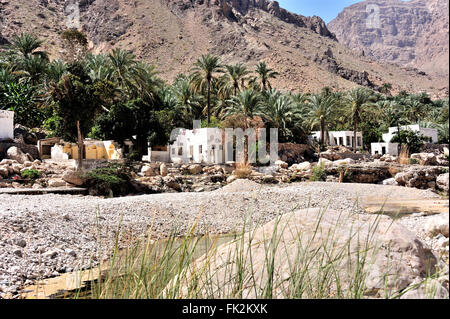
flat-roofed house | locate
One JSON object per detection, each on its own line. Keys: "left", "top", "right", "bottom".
{"left": 309, "top": 130, "right": 364, "bottom": 150}
{"left": 371, "top": 125, "right": 438, "bottom": 156}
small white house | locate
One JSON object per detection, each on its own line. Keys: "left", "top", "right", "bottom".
{"left": 169, "top": 128, "right": 225, "bottom": 164}
{"left": 381, "top": 125, "right": 438, "bottom": 144}
{"left": 0, "top": 110, "right": 14, "bottom": 141}
{"left": 309, "top": 131, "right": 364, "bottom": 149}
{"left": 371, "top": 125, "right": 438, "bottom": 156}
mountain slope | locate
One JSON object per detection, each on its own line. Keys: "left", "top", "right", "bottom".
{"left": 0, "top": 0, "right": 448, "bottom": 97}
{"left": 328, "top": 0, "right": 449, "bottom": 78}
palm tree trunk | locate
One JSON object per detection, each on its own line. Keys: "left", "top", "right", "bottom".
{"left": 320, "top": 119, "right": 325, "bottom": 149}
{"left": 207, "top": 80, "right": 211, "bottom": 126}
{"left": 244, "top": 109, "right": 248, "bottom": 164}
{"left": 353, "top": 117, "right": 358, "bottom": 153}
{"left": 77, "top": 120, "right": 83, "bottom": 171}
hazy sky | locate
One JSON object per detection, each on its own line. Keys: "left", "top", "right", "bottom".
{"left": 277, "top": 0, "right": 362, "bottom": 23}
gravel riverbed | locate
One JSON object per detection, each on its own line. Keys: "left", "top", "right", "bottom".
{"left": 0, "top": 181, "right": 446, "bottom": 297}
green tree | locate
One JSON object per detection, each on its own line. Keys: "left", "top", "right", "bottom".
{"left": 190, "top": 54, "right": 223, "bottom": 126}
{"left": 305, "top": 94, "right": 336, "bottom": 148}
{"left": 255, "top": 62, "right": 279, "bottom": 92}
{"left": 344, "top": 88, "right": 375, "bottom": 152}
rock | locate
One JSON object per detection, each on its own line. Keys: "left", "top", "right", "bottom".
{"left": 318, "top": 158, "right": 333, "bottom": 168}
{"left": 62, "top": 170, "right": 84, "bottom": 186}
{"left": 333, "top": 158, "right": 355, "bottom": 166}
{"left": 291, "top": 162, "right": 311, "bottom": 171}
{"left": 65, "top": 249, "right": 77, "bottom": 258}
{"left": 169, "top": 208, "right": 438, "bottom": 298}
{"left": 6, "top": 146, "right": 32, "bottom": 164}
{"left": 425, "top": 215, "right": 449, "bottom": 238}
{"left": 42, "top": 250, "right": 58, "bottom": 259}
{"left": 13, "top": 249, "right": 23, "bottom": 258}
{"left": 395, "top": 166, "right": 444, "bottom": 190}
{"left": 226, "top": 175, "right": 237, "bottom": 184}
{"left": 320, "top": 150, "right": 341, "bottom": 161}
{"left": 436, "top": 154, "right": 449, "bottom": 166}
{"left": 48, "top": 179, "right": 66, "bottom": 187}
{"left": 444, "top": 147, "right": 449, "bottom": 158}
{"left": 400, "top": 279, "right": 449, "bottom": 299}
{"left": 188, "top": 164, "right": 203, "bottom": 175}
{"left": 411, "top": 153, "right": 438, "bottom": 166}
{"left": 436, "top": 173, "right": 449, "bottom": 193}
{"left": 160, "top": 163, "right": 168, "bottom": 177}
{"left": 163, "top": 176, "right": 181, "bottom": 191}
{"left": 275, "top": 160, "right": 289, "bottom": 169}
{"left": 262, "top": 175, "right": 277, "bottom": 184}
{"left": 141, "top": 165, "right": 155, "bottom": 177}
{"left": 380, "top": 154, "right": 397, "bottom": 163}
{"left": 0, "top": 167, "right": 8, "bottom": 178}
{"left": 382, "top": 178, "right": 398, "bottom": 186}
{"left": 14, "top": 238, "right": 27, "bottom": 248}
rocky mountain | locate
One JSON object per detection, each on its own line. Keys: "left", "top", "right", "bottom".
{"left": 0, "top": 0, "right": 448, "bottom": 97}
{"left": 328, "top": 0, "right": 449, "bottom": 78}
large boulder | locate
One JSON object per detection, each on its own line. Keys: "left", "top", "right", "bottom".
{"left": 6, "top": 146, "right": 33, "bottom": 164}
{"left": 160, "top": 163, "right": 168, "bottom": 177}
{"left": 167, "top": 208, "right": 439, "bottom": 298}
{"left": 411, "top": 153, "right": 438, "bottom": 166}
{"left": 48, "top": 179, "right": 66, "bottom": 187}
{"left": 424, "top": 214, "right": 449, "bottom": 238}
{"left": 395, "top": 166, "right": 444, "bottom": 190}
{"left": 436, "top": 173, "right": 449, "bottom": 193}
{"left": 188, "top": 164, "right": 203, "bottom": 175}
{"left": 141, "top": 165, "right": 156, "bottom": 177}
{"left": 290, "top": 162, "right": 311, "bottom": 171}
{"left": 62, "top": 170, "right": 84, "bottom": 186}
{"left": 320, "top": 150, "right": 341, "bottom": 161}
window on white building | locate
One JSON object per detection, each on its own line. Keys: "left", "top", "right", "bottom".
{"left": 178, "top": 147, "right": 183, "bottom": 156}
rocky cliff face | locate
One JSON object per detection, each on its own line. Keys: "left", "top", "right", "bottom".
{"left": 328, "top": 0, "right": 449, "bottom": 77}
{"left": 0, "top": 0, "right": 447, "bottom": 97}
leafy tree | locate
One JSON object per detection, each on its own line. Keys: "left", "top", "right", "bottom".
{"left": 1, "top": 81, "right": 44, "bottom": 127}
{"left": 391, "top": 130, "right": 429, "bottom": 153}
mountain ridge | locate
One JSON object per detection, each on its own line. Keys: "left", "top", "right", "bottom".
{"left": 0, "top": 0, "right": 448, "bottom": 98}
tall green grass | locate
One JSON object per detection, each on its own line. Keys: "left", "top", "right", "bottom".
{"left": 61, "top": 201, "right": 447, "bottom": 300}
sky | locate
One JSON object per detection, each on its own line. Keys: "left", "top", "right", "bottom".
{"left": 277, "top": 0, "right": 363, "bottom": 23}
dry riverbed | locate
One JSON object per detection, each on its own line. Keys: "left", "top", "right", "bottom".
{"left": 0, "top": 180, "right": 448, "bottom": 298}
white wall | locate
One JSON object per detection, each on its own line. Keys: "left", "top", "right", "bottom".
{"left": 169, "top": 128, "right": 224, "bottom": 164}
{"left": 383, "top": 125, "right": 438, "bottom": 144}
{"left": 0, "top": 110, "right": 14, "bottom": 141}
{"left": 371, "top": 143, "right": 399, "bottom": 156}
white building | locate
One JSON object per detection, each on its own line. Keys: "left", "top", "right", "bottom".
{"left": 169, "top": 128, "right": 225, "bottom": 164}
{"left": 0, "top": 110, "right": 14, "bottom": 141}
{"left": 371, "top": 125, "right": 438, "bottom": 156}
{"left": 309, "top": 131, "right": 364, "bottom": 149}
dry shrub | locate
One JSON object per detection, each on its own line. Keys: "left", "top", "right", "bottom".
{"left": 234, "top": 162, "right": 253, "bottom": 179}
{"left": 388, "top": 164, "right": 401, "bottom": 176}
{"left": 398, "top": 146, "right": 410, "bottom": 165}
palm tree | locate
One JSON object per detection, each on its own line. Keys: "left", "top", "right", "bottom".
{"left": 172, "top": 75, "right": 204, "bottom": 123}
{"left": 305, "top": 94, "right": 336, "bottom": 148}
{"left": 224, "top": 89, "right": 263, "bottom": 163}
{"left": 108, "top": 48, "right": 139, "bottom": 94}
{"left": 190, "top": 54, "right": 224, "bottom": 126}
{"left": 224, "top": 63, "right": 251, "bottom": 96}
{"left": 344, "top": 88, "right": 375, "bottom": 152}
{"left": 255, "top": 62, "right": 279, "bottom": 92}
{"left": 262, "top": 90, "right": 296, "bottom": 142}
{"left": 8, "top": 33, "right": 49, "bottom": 61}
